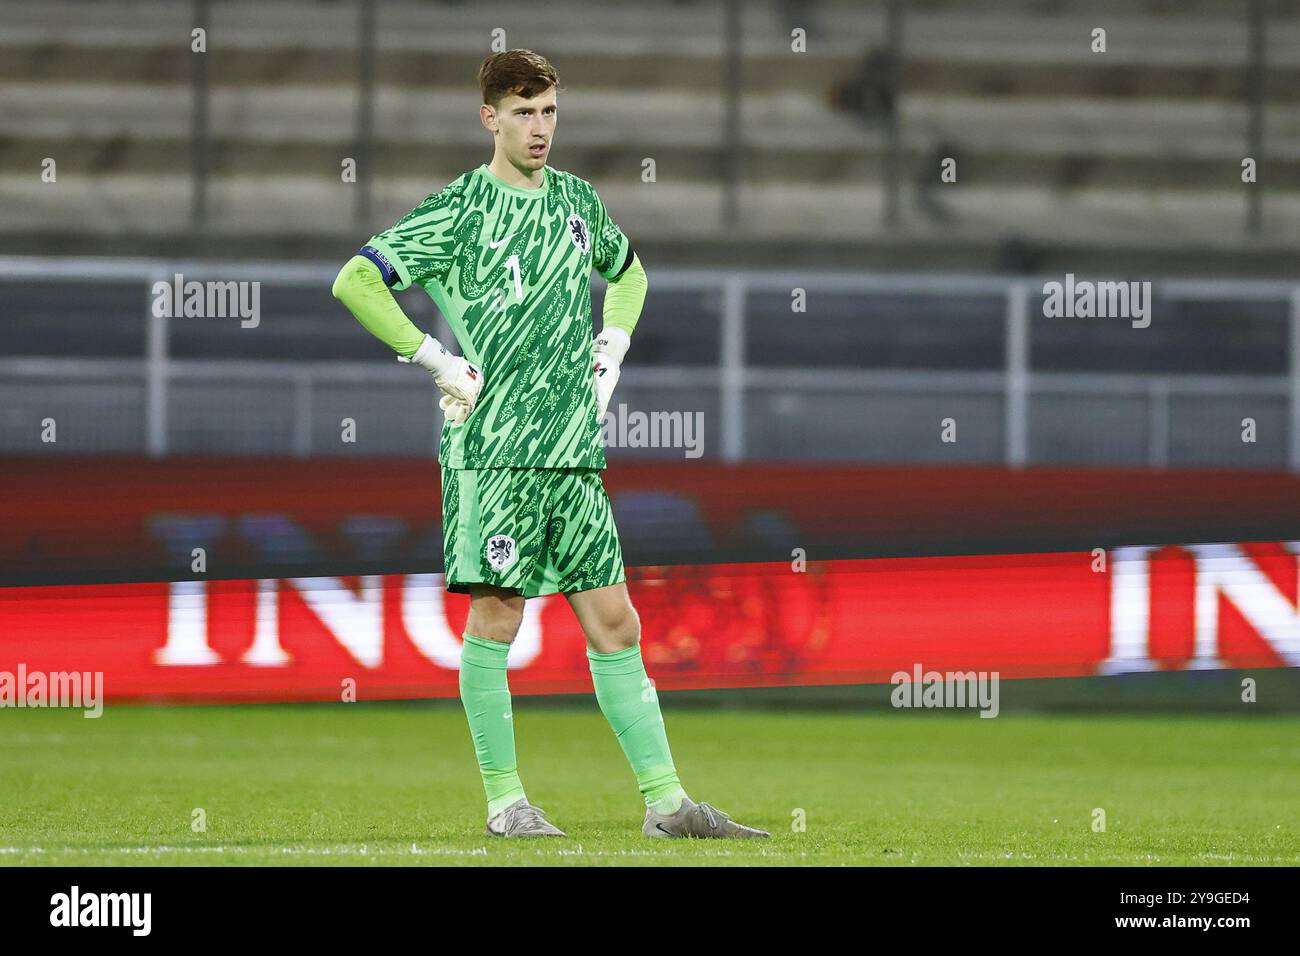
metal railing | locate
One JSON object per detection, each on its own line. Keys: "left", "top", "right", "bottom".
{"left": 1, "top": 257, "right": 1298, "bottom": 467}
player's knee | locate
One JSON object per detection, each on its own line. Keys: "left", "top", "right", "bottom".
{"left": 466, "top": 588, "right": 525, "bottom": 643}
{"left": 604, "top": 603, "right": 641, "bottom": 650}
{"left": 473, "top": 606, "right": 523, "bottom": 644}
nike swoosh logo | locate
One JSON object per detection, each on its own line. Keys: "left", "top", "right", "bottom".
{"left": 488, "top": 233, "right": 516, "bottom": 249}
{"left": 654, "top": 822, "right": 676, "bottom": 835}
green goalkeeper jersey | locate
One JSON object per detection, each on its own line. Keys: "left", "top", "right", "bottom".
{"left": 365, "top": 163, "right": 631, "bottom": 470}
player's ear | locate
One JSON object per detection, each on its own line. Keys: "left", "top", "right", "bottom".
{"left": 480, "top": 104, "right": 496, "bottom": 133}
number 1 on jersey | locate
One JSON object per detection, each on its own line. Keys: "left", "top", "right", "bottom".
{"left": 505, "top": 254, "right": 523, "bottom": 300}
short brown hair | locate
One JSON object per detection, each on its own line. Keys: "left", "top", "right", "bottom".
{"left": 479, "top": 49, "right": 561, "bottom": 110}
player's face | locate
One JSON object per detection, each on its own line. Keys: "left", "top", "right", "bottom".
{"left": 490, "top": 88, "right": 557, "bottom": 171}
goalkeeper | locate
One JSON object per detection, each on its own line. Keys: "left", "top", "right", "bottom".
{"left": 332, "top": 49, "right": 767, "bottom": 840}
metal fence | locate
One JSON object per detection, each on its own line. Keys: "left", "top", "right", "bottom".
{"left": 1, "top": 257, "right": 1298, "bottom": 468}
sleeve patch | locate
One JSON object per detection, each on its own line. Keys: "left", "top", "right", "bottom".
{"left": 358, "top": 245, "right": 398, "bottom": 287}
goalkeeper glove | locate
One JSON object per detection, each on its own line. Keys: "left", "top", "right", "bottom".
{"left": 592, "top": 327, "right": 630, "bottom": 420}
{"left": 398, "top": 334, "right": 483, "bottom": 418}
{"left": 439, "top": 394, "right": 472, "bottom": 426}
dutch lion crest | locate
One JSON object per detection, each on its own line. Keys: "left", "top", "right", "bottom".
{"left": 486, "top": 534, "right": 517, "bottom": 571}
{"left": 567, "top": 213, "right": 590, "bottom": 254}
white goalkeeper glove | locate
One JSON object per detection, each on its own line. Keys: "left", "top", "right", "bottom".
{"left": 592, "top": 327, "right": 631, "bottom": 420}
{"left": 439, "top": 393, "right": 472, "bottom": 426}
{"left": 398, "top": 334, "right": 483, "bottom": 419}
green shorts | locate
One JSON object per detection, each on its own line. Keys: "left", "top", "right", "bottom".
{"left": 440, "top": 466, "right": 625, "bottom": 598}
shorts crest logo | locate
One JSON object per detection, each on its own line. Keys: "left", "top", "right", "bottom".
{"left": 486, "top": 534, "right": 517, "bottom": 571}
{"left": 567, "top": 214, "right": 590, "bottom": 254}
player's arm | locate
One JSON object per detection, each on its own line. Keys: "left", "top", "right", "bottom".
{"left": 331, "top": 251, "right": 482, "bottom": 420}
{"left": 602, "top": 249, "right": 647, "bottom": 337}
{"left": 331, "top": 252, "right": 426, "bottom": 357}
{"left": 588, "top": 185, "right": 643, "bottom": 418}
{"left": 593, "top": 250, "right": 646, "bottom": 418}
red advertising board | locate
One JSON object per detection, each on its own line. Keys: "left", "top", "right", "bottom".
{"left": 1, "top": 544, "right": 1296, "bottom": 704}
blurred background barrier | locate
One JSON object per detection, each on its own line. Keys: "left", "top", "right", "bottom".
{"left": 7, "top": 457, "right": 1300, "bottom": 584}
{"left": 3, "top": 259, "right": 1300, "bottom": 469}
{"left": 1, "top": 548, "right": 1296, "bottom": 705}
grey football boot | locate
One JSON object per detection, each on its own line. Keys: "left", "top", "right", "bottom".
{"left": 642, "top": 796, "right": 770, "bottom": 839}
{"left": 486, "top": 798, "right": 567, "bottom": 837}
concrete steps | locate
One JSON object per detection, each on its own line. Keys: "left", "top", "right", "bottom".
{"left": 1, "top": 0, "right": 1297, "bottom": 267}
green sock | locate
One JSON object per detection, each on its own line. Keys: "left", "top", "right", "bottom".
{"left": 459, "top": 634, "right": 527, "bottom": 818}
{"left": 587, "top": 643, "right": 687, "bottom": 815}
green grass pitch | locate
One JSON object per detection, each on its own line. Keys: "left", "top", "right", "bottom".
{"left": 0, "top": 702, "right": 1296, "bottom": 866}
